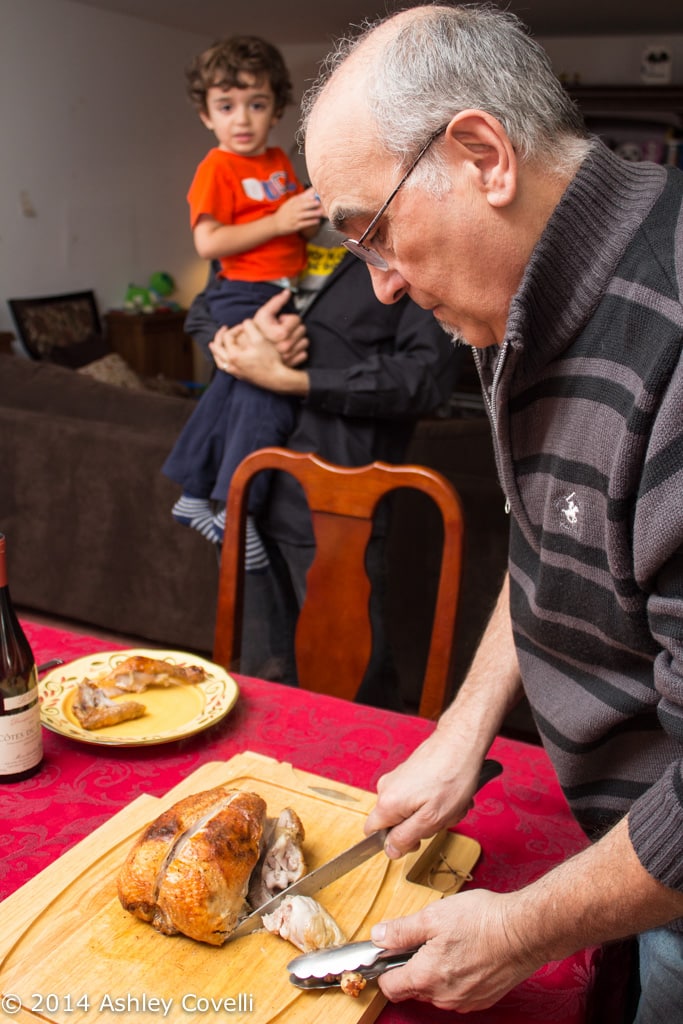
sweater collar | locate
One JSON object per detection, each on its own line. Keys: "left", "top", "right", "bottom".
{"left": 483, "top": 142, "right": 667, "bottom": 384}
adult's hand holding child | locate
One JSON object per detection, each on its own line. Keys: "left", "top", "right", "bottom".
{"left": 209, "top": 290, "right": 310, "bottom": 394}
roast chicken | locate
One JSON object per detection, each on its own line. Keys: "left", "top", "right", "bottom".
{"left": 72, "top": 681, "right": 146, "bottom": 730}
{"left": 262, "top": 894, "right": 346, "bottom": 952}
{"left": 72, "top": 655, "right": 208, "bottom": 730}
{"left": 248, "top": 806, "right": 307, "bottom": 909}
{"left": 95, "top": 654, "right": 207, "bottom": 695}
{"left": 117, "top": 786, "right": 307, "bottom": 945}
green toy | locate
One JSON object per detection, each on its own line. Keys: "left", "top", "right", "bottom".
{"left": 123, "top": 273, "right": 180, "bottom": 313}
{"left": 149, "top": 271, "right": 175, "bottom": 297}
{"left": 124, "top": 284, "right": 154, "bottom": 313}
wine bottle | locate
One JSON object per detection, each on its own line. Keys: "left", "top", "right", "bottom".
{"left": 0, "top": 533, "right": 43, "bottom": 782}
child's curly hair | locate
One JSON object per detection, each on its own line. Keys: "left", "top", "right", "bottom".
{"left": 186, "top": 35, "right": 293, "bottom": 116}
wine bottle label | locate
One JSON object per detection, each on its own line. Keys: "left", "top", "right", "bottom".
{"left": 0, "top": 702, "right": 43, "bottom": 774}
{"left": 2, "top": 688, "right": 38, "bottom": 712}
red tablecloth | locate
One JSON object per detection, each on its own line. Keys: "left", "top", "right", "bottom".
{"left": 1, "top": 622, "right": 625, "bottom": 1023}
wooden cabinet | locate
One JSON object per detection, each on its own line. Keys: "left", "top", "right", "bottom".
{"left": 104, "top": 310, "right": 194, "bottom": 382}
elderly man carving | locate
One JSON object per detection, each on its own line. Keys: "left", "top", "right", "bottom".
{"left": 302, "top": 5, "right": 683, "bottom": 1021}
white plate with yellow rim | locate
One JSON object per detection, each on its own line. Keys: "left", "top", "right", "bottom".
{"left": 38, "top": 648, "right": 239, "bottom": 747}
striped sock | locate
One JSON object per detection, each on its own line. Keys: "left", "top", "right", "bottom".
{"left": 172, "top": 494, "right": 210, "bottom": 525}
{"left": 213, "top": 509, "right": 270, "bottom": 573}
{"left": 172, "top": 495, "right": 219, "bottom": 543}
{"left": 244, "top": 517, "right": 270, "bottom": 573}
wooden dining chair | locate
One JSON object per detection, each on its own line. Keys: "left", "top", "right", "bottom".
{"left": 212, "top": 446, "right": 465, "bottom": 719}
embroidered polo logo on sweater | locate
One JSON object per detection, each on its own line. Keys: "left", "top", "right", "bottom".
{"left": 557, "top": 491, "right": 580, "bottom": 531}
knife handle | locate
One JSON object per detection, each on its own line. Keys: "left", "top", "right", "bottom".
{"left": 476, "top": 758, "right": 503, "bottom": 790}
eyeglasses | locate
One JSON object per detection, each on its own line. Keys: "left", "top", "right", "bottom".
{"left": 341, "top": 125, "right": 448, "bottom": 271}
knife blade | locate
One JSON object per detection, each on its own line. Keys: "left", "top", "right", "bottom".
{"left": 230, "top": 757, "right": 502, "bottom": 940}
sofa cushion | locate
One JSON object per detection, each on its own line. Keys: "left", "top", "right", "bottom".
{"left": 77, "top": 351, "right": 144, "bottom": 389}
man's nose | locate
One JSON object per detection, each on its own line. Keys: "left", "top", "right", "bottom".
{"left": 367, "top": 264, "right": 408, "bottom": 305}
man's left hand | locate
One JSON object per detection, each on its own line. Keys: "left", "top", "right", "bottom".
{"left": 370, "top": 891, "right": 540, "bottom": 1012}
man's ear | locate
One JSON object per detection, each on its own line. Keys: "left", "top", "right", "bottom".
{"left": 443, "top": 110, "right": 517, "bottom": 207}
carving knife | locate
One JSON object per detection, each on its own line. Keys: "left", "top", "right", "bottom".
{"left": 230, "top": 757, "right": 502, "bottom": 940}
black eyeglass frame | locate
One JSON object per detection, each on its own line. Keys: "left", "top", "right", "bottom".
{"left": 341, "top": 124, "right": 449, "bottom": 270}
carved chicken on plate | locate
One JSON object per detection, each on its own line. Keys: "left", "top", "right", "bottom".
{"left": 72, "top": 680, "right": 146, "bottom": 730}
{"left": 95, "top": 654, "right": 207, "bottom": 695}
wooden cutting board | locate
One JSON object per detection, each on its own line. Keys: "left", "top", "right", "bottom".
{"left": 0, "top": 752, "right": 480, "bottom": 1024}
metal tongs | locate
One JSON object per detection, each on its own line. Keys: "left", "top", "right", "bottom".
{"left": 287, "top": 939, "right": 420, "bottom": 990}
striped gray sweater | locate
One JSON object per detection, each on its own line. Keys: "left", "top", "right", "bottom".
{"left": 477, "top": 142, "right": 683, "bottom": 907}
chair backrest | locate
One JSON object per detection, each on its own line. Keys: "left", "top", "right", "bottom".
{"left": 213, "top": 447, "right": 465, "bottom": 719}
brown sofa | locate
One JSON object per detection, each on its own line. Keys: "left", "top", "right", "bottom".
{"left": 0, "top": 354, "right": 218, "bottom": 652}
{"left": 0, "top": 353, "right": 510, "bottom": 710}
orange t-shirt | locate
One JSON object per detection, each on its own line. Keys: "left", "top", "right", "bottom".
{"left": 187, "top": 147, "right": 307, "bottom": 282}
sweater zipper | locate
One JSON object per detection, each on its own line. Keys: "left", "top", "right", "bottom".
{"left": 472, "top": 340, "right": 511, "bottom": 515}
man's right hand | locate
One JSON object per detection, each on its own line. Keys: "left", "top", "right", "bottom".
{"left": 364, "top": 729, "right": 488, "bottom": 858}
{"left": 365, "top": 575, "right": 522, "bottom": 859}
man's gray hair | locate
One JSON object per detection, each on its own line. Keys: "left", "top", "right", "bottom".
{"left": 300, "top": 3, "right": 592, "bottom": 184}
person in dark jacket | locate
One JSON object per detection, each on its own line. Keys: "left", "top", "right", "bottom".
{"left": 188, "top": 224, "right": 461, "bottom": 709}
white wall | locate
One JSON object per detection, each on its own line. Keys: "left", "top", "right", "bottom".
{"left": 0, "top": 0, "right": 213, "bottom": 333}
{"left": 0, "top": 1, "right": 329, "bottom": 335}
{"left": 0, "top": 1, "right": 681, "bottom": 336}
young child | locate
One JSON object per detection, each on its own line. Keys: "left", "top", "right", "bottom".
{"left": 163, "top": 36, "right": 322, "bottom": 569}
